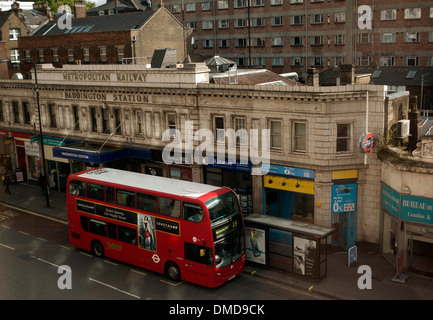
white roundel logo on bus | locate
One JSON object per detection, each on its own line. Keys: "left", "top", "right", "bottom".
{"left": 152, "top": 254, "right": 160, "bottom": 263}
{"left": 193, "top": 237, "right": 198, "bottom": 243}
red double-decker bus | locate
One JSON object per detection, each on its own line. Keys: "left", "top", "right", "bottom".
{"left": 67, "top": 167, "right": 245, "bottom": 287}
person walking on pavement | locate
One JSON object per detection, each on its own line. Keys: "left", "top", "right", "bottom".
{"left": 3, "top": 174, "right": 11, "bottom": 195}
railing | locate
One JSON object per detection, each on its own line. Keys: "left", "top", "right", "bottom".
{"left": 420, "top": 109, "right": 433, "bottom": 117}
{"left": 121, "top": 57, "right": 152, "bottom": 65}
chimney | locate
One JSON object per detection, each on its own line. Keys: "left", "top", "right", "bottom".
{"left": 339, "top": 64, "right": 355, "bottom": 85}
{"left": 11, "top": 2, "right": 22, "bottom": 19}
{"left": 307, "top": 68, "right": 319, "bottom": 86}
{"left": 74, "top": 1, "right": 86, "bottom": 18}
{"left": 409, "top": 96, "right": 420, "bottom": 153}
{"left": 33, "top": 2, "right": 52, "bottom": 20}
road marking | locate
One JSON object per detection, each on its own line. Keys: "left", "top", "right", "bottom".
{"left": 0, "top": 242, "right": 15, "bottom": 250}
{"left": 104, "top": 260, "right": 118, "bottom": 266}
{"left": 0, "top": 202, "right": 68, "bottom": 225}
{"left": 160, "top": 279, "right": 183, "bottom": 287}
{"left": 19, "top": 231, "right": 29, "bottom": 236}
{"left": 59, "top": 245, "right": 70, "bottom": 250}
{"left": 89, "top": 278, "right": 141, "bottom": 299}
{"left": 130, "top": 269, "right": 146, "bottom": 276}
{"left": 79, "top": 252, "right": 92, "bottom": 257}
{"left": 36, "top": 258, "right": 69, "bottom": 272}
{"left": 37, "top": 237, "right": 48, "bottom": 242}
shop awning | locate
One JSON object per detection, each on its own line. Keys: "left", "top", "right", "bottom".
{"left": 52, "top": 142, "right": 151, "bottom": 164}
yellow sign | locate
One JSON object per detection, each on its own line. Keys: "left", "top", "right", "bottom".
{"left": 264, "top": 175, "right": 314, "bottom": 195}
{"left": 332, "top": 169, "right": 358, "bottom": 180}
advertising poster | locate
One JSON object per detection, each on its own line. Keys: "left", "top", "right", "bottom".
{"left": 138, "top": 214, "right": 156, "bottom": 252}
{"left": 293, "top": 236, "right": 317, "bottom": 278}
{"left": 245, "top": 226, "right": 266, "bottom": 265}
{"left": 332, "top": 184, "right": 357, "bottom": 213}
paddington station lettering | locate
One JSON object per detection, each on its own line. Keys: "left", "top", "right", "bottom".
{"left": 64, "top": 91, "right": 149, "bottom": 103}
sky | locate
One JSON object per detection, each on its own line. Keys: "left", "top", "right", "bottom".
{"left": 93, "top": 0, "right": 106, "bottom": 7}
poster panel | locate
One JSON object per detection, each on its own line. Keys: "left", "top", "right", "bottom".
{"left": 293, "top": 236, "right": 317, "bottom": 278}
{"left": 245, "top": 226, "right": 267, "bottom": 265}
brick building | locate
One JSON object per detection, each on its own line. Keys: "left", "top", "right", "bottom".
{"left": 0, "top": 3, "right": 32, "bottom": 74}
{"left": 18, "top": 6, "right": 192, "bottom": 77}
{"left": 164, "top": 0, "right": 433, "bottom": 81}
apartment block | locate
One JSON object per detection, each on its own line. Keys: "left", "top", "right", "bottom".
{"left": 165, "top": 0, "right": 433, "bottom": 80}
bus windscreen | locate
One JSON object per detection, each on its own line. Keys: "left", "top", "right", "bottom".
{"left": 206, "top": 192, "right": 240, "bottom": 224}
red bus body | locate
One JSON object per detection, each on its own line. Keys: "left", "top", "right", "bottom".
{"left": 67, "top": 168, "right": 245, "bottom": 288}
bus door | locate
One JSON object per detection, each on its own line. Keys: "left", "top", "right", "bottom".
{"left": 183, "top": 242, "right": 213, "bottom": 285}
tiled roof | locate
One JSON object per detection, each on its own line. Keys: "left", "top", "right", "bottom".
{"left": 32, "top": 10, "right": 155, "bottom": 36}
{"left": 370, "top": 67, "right": 433, "bottom": 87}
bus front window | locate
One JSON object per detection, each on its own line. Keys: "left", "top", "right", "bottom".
{"left": 206, "top": 192, "right": 240, "bottom": 224}
{"left": 214, "top": 232, "right": 244, "bottom": 268}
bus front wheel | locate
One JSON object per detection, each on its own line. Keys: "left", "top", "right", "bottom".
{"left": 91, "top": 240, "right": 104, "bottom": 258}
{"left": 165, "top": 262, "right": 181, "bottom": 281}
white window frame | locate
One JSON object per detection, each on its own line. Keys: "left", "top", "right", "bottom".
{"left": 336, "top": 123, "right": 352, "bottom": 154}
{"left": 269, "top": 119, "right": 282, "bottom": 149}
{"left": 381, "top": 9, "right": 396, "bottom": 20}
{"left": 292, "top": 121, "right": 306, "bottom": 153}
{"left": 9, "top": 28, "right": 20, "bottom": 40}
{"left": 404, "top": 8, "right": 421, "bottom": 19}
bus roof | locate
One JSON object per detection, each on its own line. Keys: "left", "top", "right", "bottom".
{"left": 74, "top": 168, "right": 222, "bottom": 199}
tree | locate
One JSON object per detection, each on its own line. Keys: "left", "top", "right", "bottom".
{"left": 33, "top": 0, "right": 96, "bottom": 16}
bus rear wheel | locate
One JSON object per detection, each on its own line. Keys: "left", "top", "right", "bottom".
{"left": 91, "top": 240, "right": 104, "bottom": 258}
{"left": 166, "top": 262, "right": 181, "bottom": 281}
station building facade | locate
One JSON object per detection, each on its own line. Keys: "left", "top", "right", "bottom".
{"left": 0, "top": 63, "right": 409, "bottom": 250}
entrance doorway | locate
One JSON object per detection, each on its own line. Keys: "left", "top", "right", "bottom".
{"left": 332, "top": 211, "right": 356, "bottom": 250}
{"left": 407, "top": 234, "right": 433, "bottom": 277}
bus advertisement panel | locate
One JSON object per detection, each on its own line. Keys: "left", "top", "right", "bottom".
{"left": 67, "top": 168, "right": 245, "bottom": 288}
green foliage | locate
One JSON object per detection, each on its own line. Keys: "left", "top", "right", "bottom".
{"left": 33, "top": 0, "right": 96, "bottom": 15}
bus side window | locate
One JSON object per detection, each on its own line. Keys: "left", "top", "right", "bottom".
{"left": 118, "top": 225, "right": 137, "bottom": 245}
{"left": 87, "top": 183, "right": 105, "bottom": 201}
{"left": 137, "top": 193, "right": 157, "bottom": 213}
{"left": 117, "top": 189, "right": 136, "bottom": 209}
{"left": 184, "top": 242, "right": 213, "bottom": 266}
{"left": 69, "top": 180, "right": 85, "bottom": 197}
{"left": 183, "top": 203, "right": 204, "bottom": 222}
{"left": 106, "top": 186, "right": 115, "bottom": 204}
{"left": 89, "top": 218, "right": 106, "bottom": 237}
{"left": 159, "top": 197, "right": 181, "bottom": 219}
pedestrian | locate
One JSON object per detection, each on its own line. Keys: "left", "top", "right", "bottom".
{"left": 4, "top": 174, "right": 11, "bottom": 195}
{"left": 38, "top": 174, "right": 47, "bottom": 197}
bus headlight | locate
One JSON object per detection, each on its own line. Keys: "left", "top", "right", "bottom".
{"left": 215, "top": 255, "right": 221, "bottom": 264}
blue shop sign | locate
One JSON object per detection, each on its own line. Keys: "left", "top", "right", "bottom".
{"left": 401, "top": 195, "right": 433, "bottom": 225}
{"left": 260, "top": 164, "right": 314, "bottom": 179}
{"left": 331, "top": 184, "right": 357, "bottom": 213}
{"left": 204, "top": 156, "right": 252, "bottom": 173}
{"left": 381, "top": 184, "right": 400, "bottom": 218}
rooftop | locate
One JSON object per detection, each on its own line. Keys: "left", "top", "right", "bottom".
{"left": 32, "top": 10, "right": 156, "bottom": 36}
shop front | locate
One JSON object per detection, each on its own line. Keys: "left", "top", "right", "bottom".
{"left": 330, "top": 170, "right": 358, "bottom": 251}
{"left": 203, "top": 157, "right": 253, "bottom": 216}
{"left": 0, "top": 130, "right": 13, "bottom": 176}
{"left": 381, "top": 183, "right": 433, "bottom": 278}
{"left": 261, "top": 164, "right": 315, "bottom": 223}
{"left": 52, "top": 141, "right": 152, "bottom": 175}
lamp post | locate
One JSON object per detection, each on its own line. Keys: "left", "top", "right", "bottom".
{"left": 33, "top": 64, "right": 50, "bottom": 207}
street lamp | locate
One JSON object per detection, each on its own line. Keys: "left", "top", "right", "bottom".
{"left": 33, "top": 64, "right": 50, "bottom": 207}
{"left": 0, "top": 58, "right": 50, "bottom": 207}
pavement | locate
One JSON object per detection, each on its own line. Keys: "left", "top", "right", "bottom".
{"left": 1, "top": 181, "right": 433, "bottom": 300}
